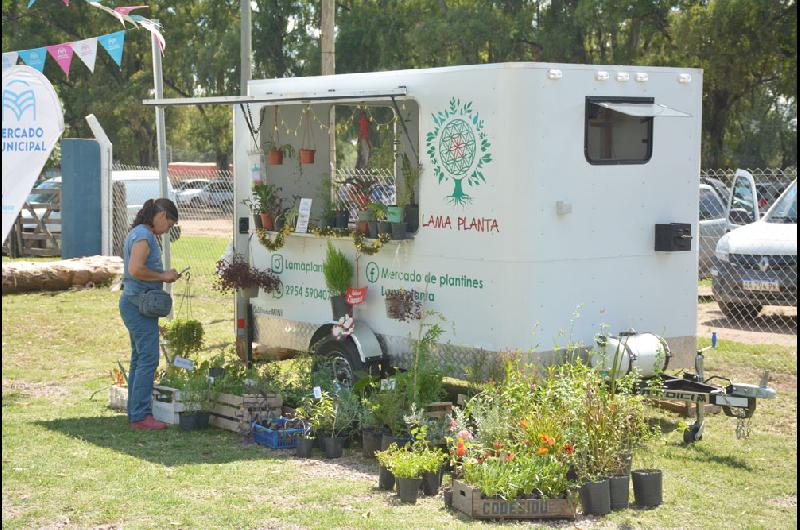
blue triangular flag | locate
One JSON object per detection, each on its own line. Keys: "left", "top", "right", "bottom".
{"left": 97, "top": 31, "right": 125, "bottom": 67}
{"left": 18, "top": 47, "right": 47, "bottom": 72}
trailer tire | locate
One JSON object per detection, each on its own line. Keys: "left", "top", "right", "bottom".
{"left": 313, "top": 339, "right": 365, "bottom": 389}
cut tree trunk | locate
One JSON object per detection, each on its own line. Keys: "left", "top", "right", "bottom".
{"left": 2, "top": 255, "right": 123, "bottom": 294}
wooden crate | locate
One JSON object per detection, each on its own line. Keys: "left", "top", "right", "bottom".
{"left": 109, "top": 384, "right": 127, "bottom": 411}
{"left": 647, "top": 398, "right": 721, "bottom": 418}
{"left": 209, "top": 392, "right": 282, "bottom": 434}
{"left": 424, "top": 402, "right": 453, "bottom": 419}
{"left": 151, "top": 385, "right": 186, "bottom": 425}
{"left": 451, "top": 480, "right": 577, "bottom": 520}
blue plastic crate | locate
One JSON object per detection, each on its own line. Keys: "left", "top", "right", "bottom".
{"left": 252, "top": 418, "right": 304, "bottom": 449}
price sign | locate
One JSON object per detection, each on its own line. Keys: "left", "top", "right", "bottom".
{"left": 295, "top": 198, "right": 312, "bottom": 233}
{"left": 173, "top": 356, "right": 194, "bottom": 371}
{"left": 345, "top": 286, "right": 368, "bottom": 305}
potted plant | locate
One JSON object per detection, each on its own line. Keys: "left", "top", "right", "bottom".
{"left": 251, "top": 183, "right": 283, "bottom": 231}
{"left": 384, "top": 288, "right": 423, "bottom": 322}
{"left": 318, "top": 175, "right": 337, "bottom": 228}
{"left": 377, "top": 442, "right": 426, "bottom": 504}
{"left": 293, "top": 403, "right": 318, "bottom": 458}
{"left": 299, "top": 106, "right": 316, "bottom": 164}
{"left": 409, "top": 425, "right": 447, "bottom": 496}
{"left": 358, "top": 396, "right": 384, "bottom": 458}
{"left": 161, "top": 318, "right": 204, "bottom": 360}
{"left": 631, "top": 448, "right": 663, "bottom": 508}
{"left": 213, "top": 253, "right": 281, "bottom": 299}
{"left": 366, "top": 388, "right": 408, "bottom": 450}
{"left": 177, "top": 369, "right": 217, "bottom": 432}
{"left": 242, "top": 194, "right": 263, "bottom": 229}
{"left": 276, "top": 205, "right": 300, "bottom": 231}
{"left": 266, "top": 106, "right": 295, "bottom": 165}
{"left": 398, "top": 154, "right": 420, "bottom": 233}
{"left": 365, "top": 201, "right": 386, "bottom": 238}
{"left": 322, "top": 242, "right": 353, "bottom": 319}
{"left": 306, "top": 390, "right": 359, "bottom": 459}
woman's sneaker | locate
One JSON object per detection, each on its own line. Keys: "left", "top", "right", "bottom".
{"left": 131, "top": 415, "right": 168, "bottom": 430}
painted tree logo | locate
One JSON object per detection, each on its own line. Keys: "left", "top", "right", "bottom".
{"left": 426, "top": 97, "right": 492, "bottom": 205}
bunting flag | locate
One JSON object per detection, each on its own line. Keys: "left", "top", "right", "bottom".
{"left": 114, "top": 6, "right": 148, "bottom": 17}
{"left": 18, "top": 48, "right": 47, "bottom": 72}
{"left": 131, "top": 16, "right": 165, "bottom": 53}
{"left": 70, "top": 38, "right": 98, "bottom": 73}
{"left": 85, "top": 1, "right": 134, "bottom": 27}
{"left": 97, "top": 31, "right": 125, "bottom": 67}
{"left": 2, "top": 52, "right": 19, "bottom": 71}
{"left": 46, "top": 43, "right": 75, "bottom": 78}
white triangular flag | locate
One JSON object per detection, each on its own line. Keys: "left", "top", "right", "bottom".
{"left": 2, "top": 51, "right": 19, "bottom": 71}
{"left": 70, "top": 38, "right": 98, "bottom": 72}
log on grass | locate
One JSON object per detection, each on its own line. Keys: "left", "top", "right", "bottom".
{"left": 2, "top": 255, "right": 123, "bottom": 293}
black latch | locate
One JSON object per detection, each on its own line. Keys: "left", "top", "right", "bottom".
{"left": 655, "top": 223, "right": 692, "bottom": 251}
{"left": 238, "top": 217, "right": 249, "bottom": 234}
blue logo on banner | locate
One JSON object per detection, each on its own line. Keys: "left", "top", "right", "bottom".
{"left": 98, "top": 31, "right": 125, "bottom": 66}
{"left": 18, "top": 48, "right": 47, "bottom": 72}
{"left": 2, "top": 80, "right": 36, "bottom": 121}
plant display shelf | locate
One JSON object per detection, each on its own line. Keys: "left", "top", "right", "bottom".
{"left": 209, "top": 392, "right": 283, "bottom": 434}
{"left": 109, "top": 384, "right": 127, "bottom": 411}
{"left": 451, "top": 480, "right": 577, "bottom": 521}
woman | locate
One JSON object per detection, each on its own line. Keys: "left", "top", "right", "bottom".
{"left": 120, "top": 198, "right": 180, "bottom": 429}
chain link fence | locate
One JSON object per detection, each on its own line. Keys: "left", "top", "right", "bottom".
{"left": 699, "top": 168, "right": 797, "bottom": 339}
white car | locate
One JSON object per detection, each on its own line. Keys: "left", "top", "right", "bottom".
{"left": 197, "top": 179, "right": 234, "bottom": 208}
{"left": 698, "top": 183, "right": 728, "bottom": 277}
{"left": 174, "top": 178, "right": 211, "bottom": 206}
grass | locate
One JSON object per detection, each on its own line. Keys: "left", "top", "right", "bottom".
{"left": 2, "top": 246, "right": 797, "bottom": 529}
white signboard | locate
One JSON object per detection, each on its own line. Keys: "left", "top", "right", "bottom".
{"left": 2, "top": 65, "right": 64, "bottom": 242}
{"left": 294, "top": 197, "right": 312, "bottom": 233}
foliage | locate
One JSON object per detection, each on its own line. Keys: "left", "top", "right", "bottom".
{"left": 322, "top": 242, "right": 352, "bottom": 296}
{"left": 161, "top": 318, "right": 204, "bottom": 359}
{"left": 213, "top": 253, "right": 281, "bottom": 294}
{"left": 462, "top": 452, "right": 572, "bottom": 501}
{"left": 365, "top": 201, "right": 387, "bottom": 221}
{"left": 251, "top": 184, "right": 283, "bottom": 216}
{"left": 406, "top": 311, "right": 446, "bottom": 407}
{"left": 298, "top": 388, "right": 360, "bottom": 438}
{"left": 384, "top": 288, "right": 423, "bottom": 322}
{"left": 365, "top": 387, "right": 407, "bottom": 437}
{"left": 397, "top": 154, "right": 421, "bottom": 207}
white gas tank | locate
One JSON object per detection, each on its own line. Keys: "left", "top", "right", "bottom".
{"left": 591, "top": 331, "right": 671, "bottom": 378}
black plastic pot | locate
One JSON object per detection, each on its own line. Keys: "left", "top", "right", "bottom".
{"left": 378, "top": 465, "right": 395, "bottom": 490}
{"left": 378, "top": 221, "right": 391, "bottom": 236}
{"left": 322, "top": 436, "right": 344, "bottom": 459}
{"left": 335, "top": 210, "right": 350, "bottom": 229}
{"left": 296, "top": 436, "right": 314, "bottom": 458}
{"left": 580, "top": 478, "right": 611, "bottom": 516}
{"left": 632, "top": 469, "right": 663, "bottom": 508}
{"left": 404, "top": 205, "right": 419, "bottom": 233}
{"left": 380, "top": 433, "right": 410, "bottom": 451}
{"left": 442, "top": 486, "right": 453, "bottom": 507}
{"left": 391, "top": 222, "right": 406, "bottom": 240}
{"left": 421, "top": 471, "right": 440, "bottom": 496}
{"left": 362, "top": 429, "right": 382, "bottom": 458}
{"left": 367, "top": 221, "right": 378, "bottom": 238}
{"left": 179, "top": 411, "right": 209, "bottom": 432}
{"left": 608, "top": 474, "right": 630, "bottom": 510}
{"left": 330, "top": 295, "right": 353, "bottom": 320}
{"left": 396, "top": 477, "right": 423, "bottom": 504}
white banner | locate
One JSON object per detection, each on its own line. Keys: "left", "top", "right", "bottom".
{"left": 2, "top": 65, "right": 64, "bottom": 243}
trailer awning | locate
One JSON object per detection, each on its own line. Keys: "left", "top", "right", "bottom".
{"left": 143, "top": 87, "right": 408, "bottom": 107}
{"left": 597, "top": 102, "right": 691, "bottom": 118}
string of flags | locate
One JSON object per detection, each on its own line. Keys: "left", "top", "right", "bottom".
{"left": 2, "top": 1, "right": 166, "bottom": 79}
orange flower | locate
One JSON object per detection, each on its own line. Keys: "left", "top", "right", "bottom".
{"left": 539, "top": 433, "right": 556, "bottom": 446}
{"left": 456, "top": 438, "right": 466, "bottom": 457}
{"left": 492, "top": 441, "right": 505, "bottom": 450}
{"left": 536, "top": 447, "right": 549, "bottom": 456}
{"left": 505, "top": 452, "right": 516, "bottom": 462}
{"left": 563, "top": 442, "right": 574, "bottom": 455}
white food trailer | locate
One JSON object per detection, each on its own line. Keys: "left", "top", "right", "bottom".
{"left": 146, "top": 62, "right": 703, "bottom": 380}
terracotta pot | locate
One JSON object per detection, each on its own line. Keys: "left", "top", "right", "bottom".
{"left": 268, "top": 149, "right": 283, "bottom": 165}
{"left": 299, "top": 148, "right": 316, "bottom": 164}
{"left": 259, "top": 213, "right": 274, "bottom": 231}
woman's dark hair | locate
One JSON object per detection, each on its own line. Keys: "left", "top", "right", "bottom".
{"left": 130, "top": 198, "right": 179, "bottom": 229}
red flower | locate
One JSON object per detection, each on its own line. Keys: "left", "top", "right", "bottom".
{"left": 493, "top": 441, "right": 505, "bottom": 450}
{"left": 538, "top": 433, "right": 556, "bottom": 446}
{"left": 456, "top": 438, "right": 466, "bottom": 457}
{"left": 563, "top": 442, "right": 574, "bottom": 455}
{"left": 505, "top": 452, "right": 516, "bottom": 462}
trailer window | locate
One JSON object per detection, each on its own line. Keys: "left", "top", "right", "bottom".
{"left": 585, "top": 97, "right": 653, "bottom": 165}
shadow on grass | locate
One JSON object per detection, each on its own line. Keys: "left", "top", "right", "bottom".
{"left": 674, "top": 443, "right": 754, "bottom": 471}
{"left": 36, "top": 415, "right": 272, "bottom": 467}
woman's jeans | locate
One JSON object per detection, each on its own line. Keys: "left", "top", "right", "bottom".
{"left": 119, "top": 296, "right": 160, "bottom": 422}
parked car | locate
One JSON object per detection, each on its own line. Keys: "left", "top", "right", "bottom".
{"left": 712, "top": 179, "right": 797, "bottom": 319}
{"left": 197, "top": 178, "right": 234, "bottom": 208}
{"left": 174, "top": 178, "right": 211, "bottom": 206}
{"left": 22, "top": 177, "right": 62, "bottom": 235}
{"left": 700, "top": 175, "right": 730, "bottom": 206}
{"left": 113, "top": 170, "right": 181, "bottom": 240}
{"left": 698, "top": 184, "right": 727, "bottom": 277}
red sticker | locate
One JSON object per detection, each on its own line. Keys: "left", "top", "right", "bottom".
{"left": 345, "top": 287, "right": 368, "bottom": 305}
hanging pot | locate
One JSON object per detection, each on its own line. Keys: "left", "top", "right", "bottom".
{"left": 396, "top": 477, "right": 423, "bottom": 504}
{"left": 580, "top": 478, "right": 611, "bottom": 516}
{"left": 299, "top": 148, "right": 316, "bottom": 164}
{"left": 608, "top": 474, "right": 630, "bottom": 510}
{"left": 632, "top": 469, "right": 663, "bottom": 508}
{"left": 239, "top": 286, "right": 259, "bottom": 299}
{"left": 259, "top": 212, "right": 274, "bottom": 231}
{"left": 268, "top": 148, "right": 284, "bottom": 165}
{"left": 378, "top": 465, "right": 395, "bottom": 490}
{"left": 296, "top": 436, "right": 314, "bottom": 458}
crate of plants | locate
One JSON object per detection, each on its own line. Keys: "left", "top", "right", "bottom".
{"left": 151, "top": 384, "right": 186, "bottom": 425}
{"left": 108, "top": 363, "right": 128, "bottom": 411}
{"left": 252, "top": 417, "right": 304, "bottom": 449}
{"left": 209, "top": 392, "right": 283, "bottom": 434}
{"left": 451, "top": 480, "right": 577, "bottom": 520}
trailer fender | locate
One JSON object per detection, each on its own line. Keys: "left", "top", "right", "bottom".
{"left": 309, "top": 321, "right": 384, "bottom": 364}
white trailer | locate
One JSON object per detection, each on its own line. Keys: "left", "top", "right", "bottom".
{"left": 146, "top": 62, "right": 703, "bottom": 380}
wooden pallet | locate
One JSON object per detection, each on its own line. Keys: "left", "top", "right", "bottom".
{"left": 424, "top": 402, "right": 453, "bottom": 419}
{"left": 451, "top": 480, "right": 577, "bottom": 520}
{"left": 647, "top": 398, "right": 721, "bottom": 418}
{"left": 209, "top": 392, "right": 282, "bottom": 434}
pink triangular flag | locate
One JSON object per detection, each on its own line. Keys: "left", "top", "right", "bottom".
{"left": 46, "top": 43, "right": 74, "bottom": 78}
{"left": 114, "top": 6, "right": 147, "bottom": 17}
{"left": 62, "top": 0, "right": 69, "bottom": 5}
{"left": 70, "top": 38, "right": 98, "bottom": 73}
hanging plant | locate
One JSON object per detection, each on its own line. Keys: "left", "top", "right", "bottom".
{"left": 267, "top": 106, "right": 295, "bottom": 165}
{"left": 162, "top": 318, "right": 205, "bottom": 359}
{"left": 256, "top": 224, "right": 294, "bottom": 251}
{"left": 213, "top": 252, "right": 282, "bottom": 294}
{"left": 299, "top": 105, "right": 317, "bottom": 165}
{"left": 352, "top": 231, "right": 391, "bottom": 256}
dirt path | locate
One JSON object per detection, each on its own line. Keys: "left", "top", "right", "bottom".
{"left": 697, "top": 302, "right": 797, "bottom": 348}
{"left": 179, "top": 219, "right": 233, "bottom": 238}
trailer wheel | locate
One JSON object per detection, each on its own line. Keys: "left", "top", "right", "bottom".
{"left": 313, "top": 339, "right": 365, "bottom": 389}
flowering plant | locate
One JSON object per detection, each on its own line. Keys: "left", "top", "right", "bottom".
{"left": 213, "top": 253, "right": 281, "bottom": 294}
